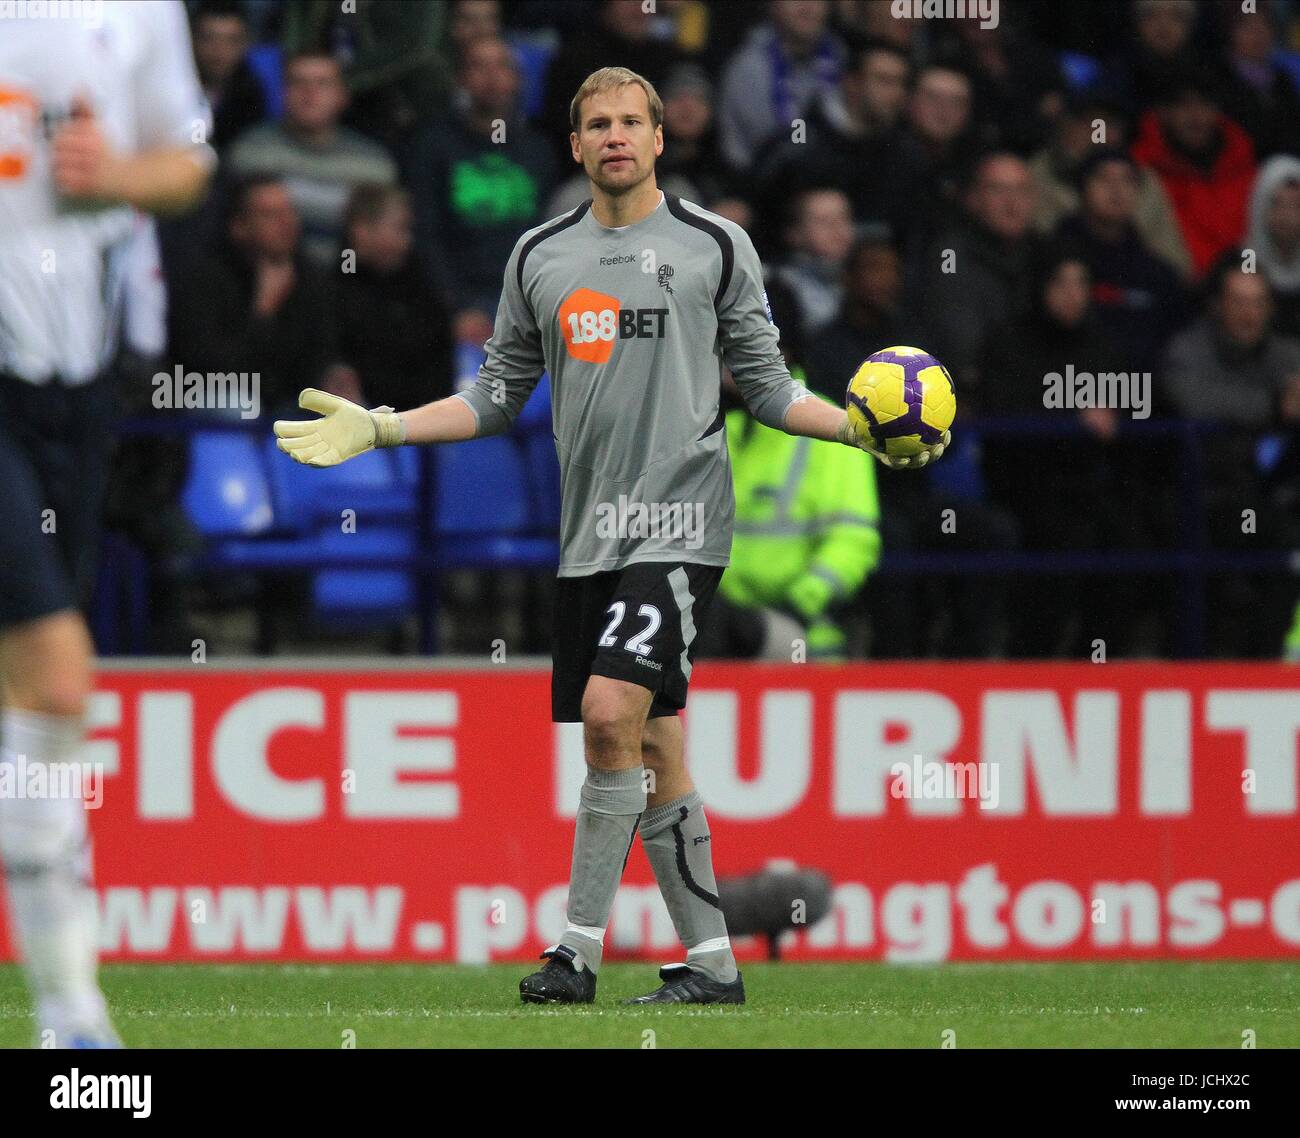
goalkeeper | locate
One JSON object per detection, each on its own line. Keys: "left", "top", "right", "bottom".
{"left": 275, "top": 66, "right": 944, "bottom": 1005}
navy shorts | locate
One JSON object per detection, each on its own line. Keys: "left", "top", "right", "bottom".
{"left": 551, "top": 561, "right": 724, "bottom": 722}
{"left": 0, "top": 374, "right": 113, "bottom": 630}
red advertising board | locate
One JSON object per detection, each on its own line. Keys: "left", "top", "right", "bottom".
{"left": 2, "top": 662, "right": 1298, "bottom": 963}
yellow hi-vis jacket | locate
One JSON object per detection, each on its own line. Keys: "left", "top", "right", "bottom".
{"left": 721, "top": 395, "right": 881, "bottom": 622}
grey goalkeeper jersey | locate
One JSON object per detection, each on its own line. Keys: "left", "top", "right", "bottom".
{"left": 454, "top": 191, "right": 810, "bottom": 577}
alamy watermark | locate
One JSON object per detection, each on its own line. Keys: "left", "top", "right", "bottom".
{"left": 891, "top": 0, "right": 999, "bottom": 31}
{"left": 152, "top": 367, "right": 261, "bottom": 420}
{"left": 594, "top": 494, "right": 705, "bottom": 549}
{"left": 890, "top": 754, "right": 1000, "bottom": 810}
{"left": 0, "top": 0, "right": 104, "bottom": 27}
{"left": 49, "top": 1069, "right": 150, "bottom": 1117}
{"left": 1043, "top": 364, "right": 1151, "bottom": 420}
{"left": 0, "top": 754, "right": 104, "bottom": 810}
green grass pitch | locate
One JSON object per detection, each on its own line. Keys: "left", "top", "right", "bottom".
{"left": 1, "top": 962, "right": 1297, "bottom": 1048}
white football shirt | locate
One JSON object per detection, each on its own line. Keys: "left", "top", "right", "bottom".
{"left": 0, "top": 1, "right": 213, "bottom": 384}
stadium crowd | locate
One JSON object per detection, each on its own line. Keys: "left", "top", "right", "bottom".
{"left": 101, "top": 0, "right": 1300, "bottom": 660}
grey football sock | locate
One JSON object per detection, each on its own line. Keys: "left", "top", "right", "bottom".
{"left": 639, "top": 791, "right": 738, "bottom": 983}
{"left": 558, "top": 765, "right": 646, "bottom": 974}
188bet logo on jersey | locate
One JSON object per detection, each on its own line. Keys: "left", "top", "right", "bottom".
{"left": 559, "top": 287, "right": 668, "bottom": 363}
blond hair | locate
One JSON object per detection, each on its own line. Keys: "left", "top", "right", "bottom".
{"left": 569, "top": 66, "right": 664, "bottom": 133}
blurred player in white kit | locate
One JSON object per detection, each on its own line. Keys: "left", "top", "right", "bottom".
{"left": 0, "top": 0, "right": 213, "bottom": 1046}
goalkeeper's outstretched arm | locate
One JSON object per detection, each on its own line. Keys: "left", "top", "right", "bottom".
{"left": 274, "top": 389, "right": 479, "bottom": 467}
{"left": 782, "top": 393, "right": 948, "bottom": 469}
{"left": 274, "top": 226, "right": 551, "bottom": 465}
{"left": 401, "top": 395, "right": 480, "bottom": 445}
{"left": 721, "top": 376, "right": 947, "bottom": 470}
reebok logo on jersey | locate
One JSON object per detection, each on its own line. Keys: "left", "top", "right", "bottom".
{"left": 599, "top": 253, "right": 637, "bottom": 266}
{"left": 559, "top": 286, "right": 668, "bottom": 364}
{"left": 0, "top": 86, "right": 38, "bottom": 180}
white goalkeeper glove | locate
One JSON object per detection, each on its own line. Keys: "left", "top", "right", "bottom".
{"left": 273, "top": 388, "right": 404, "bottom": 466}
{"left": 837, "top": 415, "right": 949, "bottom": 469}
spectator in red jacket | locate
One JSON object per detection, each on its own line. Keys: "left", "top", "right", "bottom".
{"left": 1131, "top": 71, "right": 1256, "bottom": 276}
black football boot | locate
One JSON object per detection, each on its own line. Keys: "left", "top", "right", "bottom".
{"left": 518, "top": 944, "right": 597, "bottom": 1004}
{"left": 623, "top": 963, "right": 745, "bottom": 1005}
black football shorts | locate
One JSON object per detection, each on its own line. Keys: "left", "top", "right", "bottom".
{"left": 0, "top": 374, "right": 113, "bottom": 630}
{"left": 551, "top": 560, "right": 724, "bottom": 722}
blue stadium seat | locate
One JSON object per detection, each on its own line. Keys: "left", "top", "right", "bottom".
{"left": 245, "top": 43, "right": 284, "bottom": 119}
{"left": 925, "top": 426, "right": 986, "bottom": 502}
{"left": 524, "top": 432, "right": 561, "bottom": 533}
{"left": 1058, "top": 51, "right": 1103, "bottom": 90}
{"left": 508, "top": 33, "right": 559, "bottom": 119}
{"left": 306, "top": 432, "right": 561, "bottom": 624}
{"left": 516, "top": 372, "right": 552, "bottom": 431}
{"left": 437, "top": 436, "right": 530, "bottom": 533}
{"left": 1277, "top": 50, "right": 1300, "bottom": 92}
{"left": 183, "top": 431, "right": 276, "bottom": 538}
{"left": 193, "top": 423, "right": 558, "bottom": 628}
{"left": 263, "top": 438, "right": 412, "bottom": 531}
{"left": 183, "top": 430, "right": 337, "bottom": 574}
{"left": 1256, "top": 432, "right": 1285, "bottom": 475}
{"left": 435, "top": 436, "right": 559, "bottom": 566}
{"left": 311, "top": 526, "right": 415, "bottom": 624}
{"left": 454, "top": 342, "right": 487, "bottom": 388}
{"left": 90, "top": 533, "right": 149, "bottom": 655}
{"left": 314, "top": 569, "right": 413, "bottom": 624}
{"left": 392, "top": 442, "right": 421, "bottom": 486}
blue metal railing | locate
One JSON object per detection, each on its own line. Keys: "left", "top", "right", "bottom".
{"left": 871, "top": 416, "right": 1300, "bottom": 656}
{"left": 101, "top": 414, "right": 1300, "bottom": 658}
